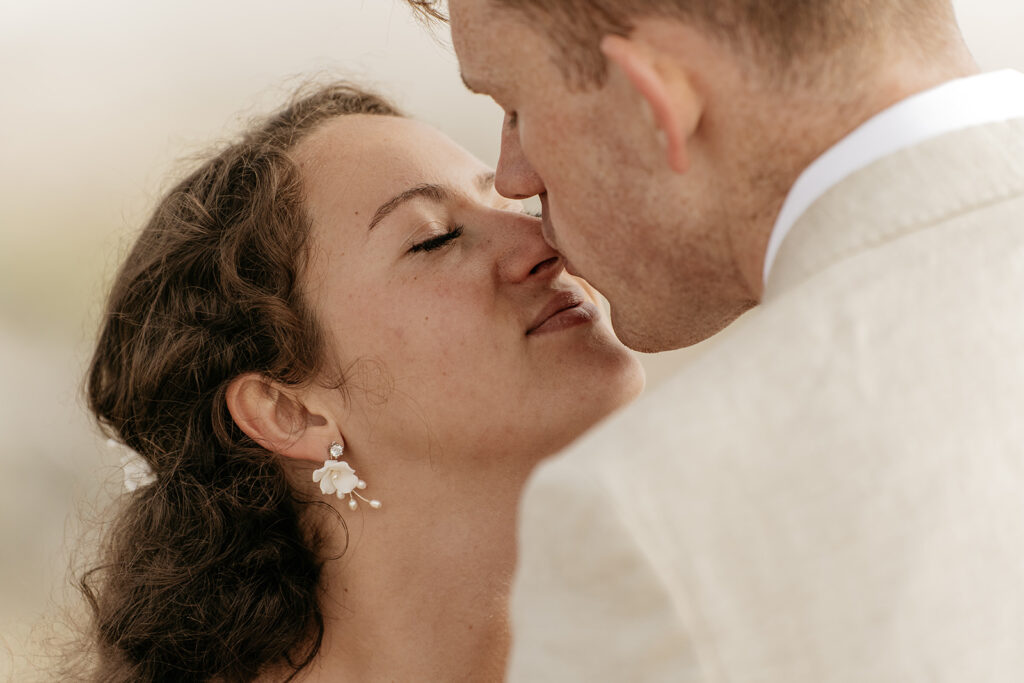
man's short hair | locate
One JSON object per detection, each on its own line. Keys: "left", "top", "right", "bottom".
{"left": 408, "top": 0, "right": 955, "bottom": 89}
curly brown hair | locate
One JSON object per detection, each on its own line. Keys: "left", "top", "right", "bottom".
{"left": 76, "top": 82, "right": 400, "bottom": 682}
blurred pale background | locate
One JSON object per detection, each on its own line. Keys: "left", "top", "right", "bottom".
{"left": 2, "top": 0, "right": 1022, "bottom": 677}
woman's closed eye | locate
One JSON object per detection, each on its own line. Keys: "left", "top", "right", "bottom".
{"left": 407, "top": 209, "right": 536, "bottom": 254}
{"left": 409, "top": 224, "right": 464, "bottom": 254}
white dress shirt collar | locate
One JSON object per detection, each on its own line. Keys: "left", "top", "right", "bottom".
{"left": 763, "top": 69, "right": 1024, "bottom": 284}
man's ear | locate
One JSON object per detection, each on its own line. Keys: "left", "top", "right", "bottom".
{"left": 601, "top": 34, "right": 701, "bottom": 174}
{"left": 225, "top": 373, "right": 333, "bottom": 464}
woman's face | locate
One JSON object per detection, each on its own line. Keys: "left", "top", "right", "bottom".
{"left": 295, "top": 115, "right": 643, "bottom": 463}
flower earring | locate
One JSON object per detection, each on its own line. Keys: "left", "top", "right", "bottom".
{"left": 312, "top": 440, "right": 381, "bottom": 511}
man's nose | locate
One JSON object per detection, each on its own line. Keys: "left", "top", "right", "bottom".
{"left": 494, "top": 115, "right": 545, "bottom": 200}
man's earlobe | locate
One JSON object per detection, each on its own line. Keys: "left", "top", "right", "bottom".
{"left": 225, "top": 373, "right": 333, "bottom": 463}
{"left": 601, "top": 34, "right": 701, "bottom": 174}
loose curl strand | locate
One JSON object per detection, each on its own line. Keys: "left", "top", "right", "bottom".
{"left": 71, "top": 83, "right": 401, "bottom": 682}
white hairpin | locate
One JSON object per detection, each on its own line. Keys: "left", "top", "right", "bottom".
{"left": 109, "top": 438, "right": 157, "bottom": 492}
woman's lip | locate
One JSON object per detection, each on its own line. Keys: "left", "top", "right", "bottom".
{"left": 527, "top": 290, "right": 584, "bottom": 334}
{"left": 526, "top": 300, "right": 599, "bottom": 336}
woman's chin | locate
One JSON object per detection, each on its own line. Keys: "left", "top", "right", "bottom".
{"left": 546, "top": 354, "right": 645, "bottom": 456}
{"left": 604, "top": 352, "right": 646, "bottom": 416}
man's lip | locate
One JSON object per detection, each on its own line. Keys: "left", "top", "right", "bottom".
{"left": 541, "top": 220, "right": 558, "bottom": 251}
{"left": 526, "top": 290, "right": 586, "bottom": 335}
{"left": 539, "top": 194, "right": 558, "bottom": 250}
{"left": 538, "top": 196, "right": 581, "bottom": 278}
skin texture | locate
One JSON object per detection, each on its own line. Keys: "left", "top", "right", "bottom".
{"left": 447, "top": 0, "right": 979, "bottom": 351}
{"left": 298, "top": 115, "right": 642, "bottom": 459}
{"left": 231, "top": 115, "right": 644, "bottom": 681}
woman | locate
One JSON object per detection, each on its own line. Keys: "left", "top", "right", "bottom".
{"left": 78, "top": 82, "right": 643, "bottom": 682}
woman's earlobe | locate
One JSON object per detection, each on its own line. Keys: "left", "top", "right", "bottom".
{"left": 225, "top": 373, "right": 332, "bottom": 463}
{"left": 601, "top": 34, "right": 699, "bottom": 174}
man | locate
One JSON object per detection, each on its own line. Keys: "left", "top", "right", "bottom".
{"left": 408, "top": 1, "right": 1024, "bottom": 680}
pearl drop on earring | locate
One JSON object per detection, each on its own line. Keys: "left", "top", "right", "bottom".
{"left": 311, "top": 440, "right": 382, "bottom": 510}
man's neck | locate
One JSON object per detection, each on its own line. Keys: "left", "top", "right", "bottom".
{"left": 737, "top": 42, "right": 981, "bottom": 296}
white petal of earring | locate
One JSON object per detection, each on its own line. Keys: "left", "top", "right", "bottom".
{"left": 311, "top": 439, "right": 381, "bottom": 511}
{"left": 109, "top": 438, "right": 157, "bottom": 492}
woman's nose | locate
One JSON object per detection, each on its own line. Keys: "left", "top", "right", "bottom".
{"left": 494, "top": 115, "right": 545, "bottom": 200}
{"left": 495, "top": 212, "right": 562, "bottom": 285}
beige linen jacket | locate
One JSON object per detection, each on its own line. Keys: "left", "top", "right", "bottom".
{"left": 507, "top": 118, "right": 1024, "bottom": 682}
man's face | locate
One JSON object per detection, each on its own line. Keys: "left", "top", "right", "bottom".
{"left": 449, "top": 0, "right": 761, "bottom": 351}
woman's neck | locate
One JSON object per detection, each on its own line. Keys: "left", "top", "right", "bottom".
{"left": 294, "top": 453, "right": 530, "bottom": 682}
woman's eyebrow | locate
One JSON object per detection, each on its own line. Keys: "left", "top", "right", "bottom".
{"left": 367, "top": 172, "right": 496, "bottom": 232}
{"left": 368, "top": 183, "right": 450, "bottom": 231}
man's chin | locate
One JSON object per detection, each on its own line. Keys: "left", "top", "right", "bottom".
{"left": 608, "top": 310, "right": 677, "bottom": 353}
{"left": 610, "top": 305, "right": 745, "bottom": 353}
{"left": 616, "top": 328, "right": 686, "bottom": 354}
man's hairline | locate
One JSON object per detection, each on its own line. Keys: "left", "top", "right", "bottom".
{"left": 424, "top": 0, "right": 957, "bottom": 95}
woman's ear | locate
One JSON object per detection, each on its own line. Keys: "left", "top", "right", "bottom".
{"left": 601, "top": 34, "right": 701, "bottom": 174}
{"left": 225, "top": 373, "right": 333, "bottom": 464}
